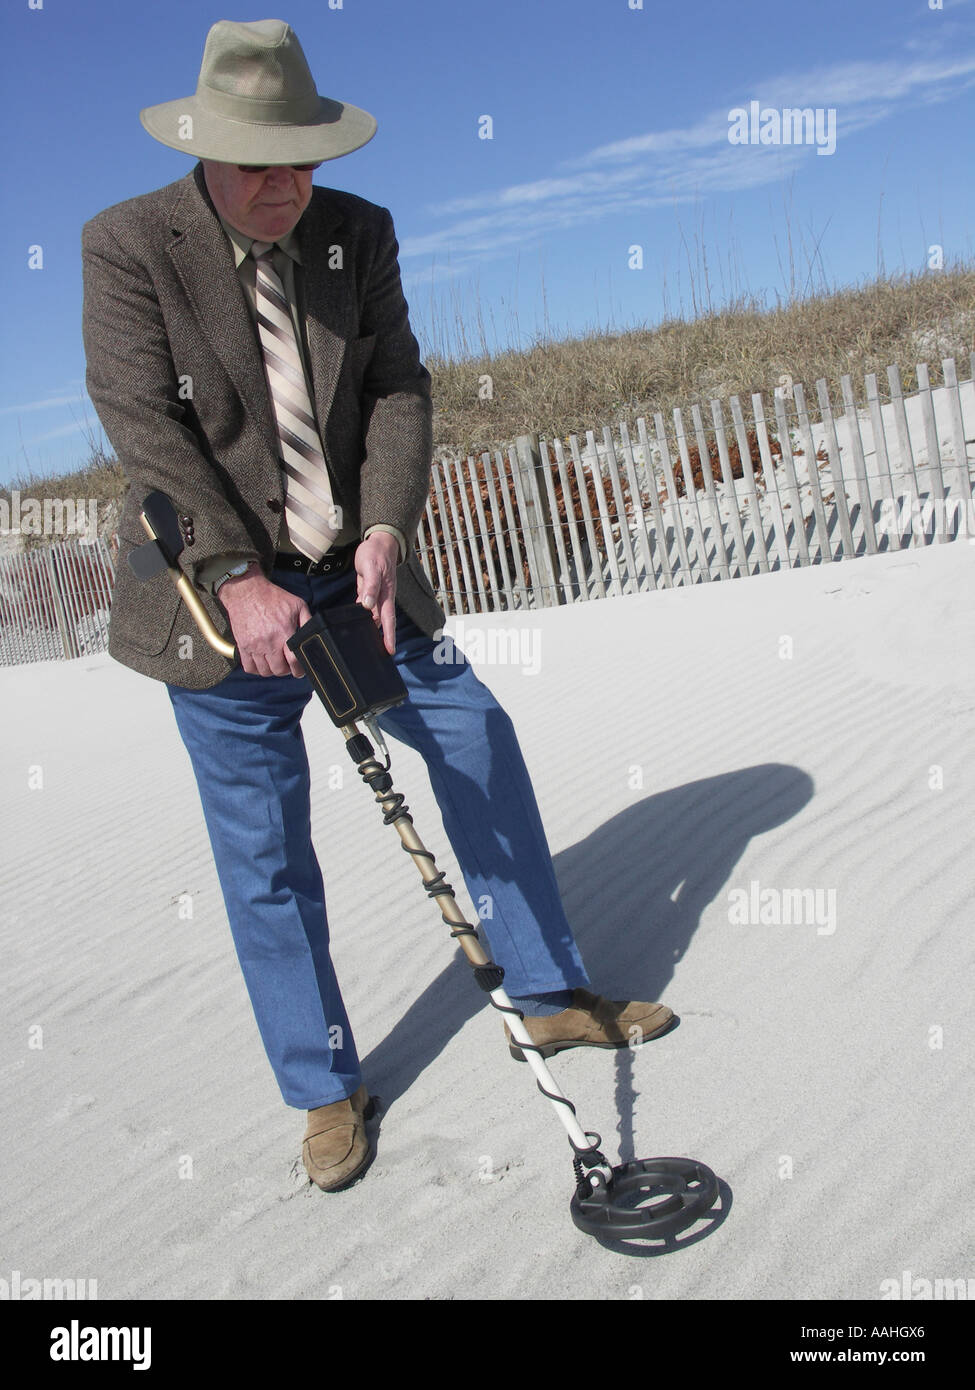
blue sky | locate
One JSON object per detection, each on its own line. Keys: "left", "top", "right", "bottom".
{"left": 2, "top": 0, "right": 974, "bottom": 486}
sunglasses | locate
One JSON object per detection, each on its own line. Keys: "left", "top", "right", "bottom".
{"left": 237, "top": 162, "right": 323, "bottom": 173}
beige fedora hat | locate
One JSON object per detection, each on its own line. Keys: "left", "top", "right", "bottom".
{"left": 140, "top": 18, "right": 376, "bottom": 164}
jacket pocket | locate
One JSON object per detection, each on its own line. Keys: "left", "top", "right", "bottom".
{"left": 109, "top": 530, "right": 182, "bottom": 657}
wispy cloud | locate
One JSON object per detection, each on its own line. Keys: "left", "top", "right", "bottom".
{"left": 28, "top": 421, "right": 91, "bottom": 445}
{"left": 402, "top": 47, "right": 975, "bottom": 281}
{"left": 0, "top": 391, "right": 87, "bottom": 418}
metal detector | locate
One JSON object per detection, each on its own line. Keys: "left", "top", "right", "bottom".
{"left": 130, "top": 489, "right": 722, "bottom": 1245}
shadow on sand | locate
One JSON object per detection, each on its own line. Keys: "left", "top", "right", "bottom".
{"left": 364, "top": 761, "right": 814, "bottom": 1108}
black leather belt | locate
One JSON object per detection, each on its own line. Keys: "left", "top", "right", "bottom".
{"left": 273, "top": 544, "right": 356, "bottom": 577}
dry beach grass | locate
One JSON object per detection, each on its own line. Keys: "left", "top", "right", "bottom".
{"left": 3, "top": 263, "right": 973, "bottom": 541}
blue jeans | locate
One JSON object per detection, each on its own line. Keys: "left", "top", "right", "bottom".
{"left": 167, "top": 565, "right": 589, "bottom": 1109}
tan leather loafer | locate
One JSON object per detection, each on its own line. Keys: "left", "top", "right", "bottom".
{"left": 504, "top": 988, "right": 674, "bottom": 1061}
{"left": 302, "top": 1083, "right": 374, "bottom": 1192}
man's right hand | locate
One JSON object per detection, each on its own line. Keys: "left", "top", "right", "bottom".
{"left": 217, "top": 566, "right": 312, "bottom": 678}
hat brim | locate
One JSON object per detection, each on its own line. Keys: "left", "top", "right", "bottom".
{"left": 140, "top": 93, "right": 377, "bottom": 163}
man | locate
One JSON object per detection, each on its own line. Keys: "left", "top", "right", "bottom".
{"left": 82, "top": 19, "right": 673, "bottom": 1193}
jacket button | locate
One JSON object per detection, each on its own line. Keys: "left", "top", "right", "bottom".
{"left": 268, "top": 499, "right": 282, "bottom": 513}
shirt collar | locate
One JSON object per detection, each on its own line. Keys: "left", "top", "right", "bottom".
{"left": 218, "top": 215, "right": 303, "bottom": 268}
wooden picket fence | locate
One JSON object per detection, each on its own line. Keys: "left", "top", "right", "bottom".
{"left": 417, "top": 355, "right": 975, "bottom": 615}
{"left": 0, "top": 537, "right": 116, "bottom": 666}
{"left": 2, "top": 356, "right": 972, "bottom": 664}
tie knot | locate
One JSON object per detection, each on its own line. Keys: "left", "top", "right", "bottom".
{"left": 251, "top": 240, "right": 275, "bottom": 260}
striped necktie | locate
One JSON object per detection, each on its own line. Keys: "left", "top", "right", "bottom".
{"left": 251, "top": 240, "right": 340, "bottom": 562}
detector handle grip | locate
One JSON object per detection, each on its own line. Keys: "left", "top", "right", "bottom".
{"left": 131, "top": 495, "right": 237, "bottom": 660}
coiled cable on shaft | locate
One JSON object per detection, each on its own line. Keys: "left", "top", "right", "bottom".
{"left": 346, "top": 730, "right": 610, "bottom": 1188}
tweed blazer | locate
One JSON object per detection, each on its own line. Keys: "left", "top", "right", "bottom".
{"left": 82, "top": 162, "right": 445, "bottom": 689}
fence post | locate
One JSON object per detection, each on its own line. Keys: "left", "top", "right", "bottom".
{"left": 771, "top": 393, "right": 811, "bottom": 567}
{"left": 916, "top": 362, "right": 947, "bottom": 545}
{"left": 45, "top": 547, "right": 78, "bottom": 660}
{"left": 689, "top": 405, "right": 731, "bottom": 581}
{"left": 567, "top": 434, "right": 609, "bottom": 599}
{"left": 482, "top": 451, "right": 518, "bottom": 611}
{"left": 791, "top": 382, "right": 833, "bottom": 565}
{"left": 942, "top": 358, "right": 972, "bottom": 519}
{"left": 466, "top": 454, "right": 503, "bottom": 608}
{"left": 751, "top": 392, "right": 792, "bottom": 571}
{"left": 728, "top": 396, "right": 771, "bottom": 574}
{"left": 708, "top": 400, "right": 749, "bottom": 577}
{"left": 431, "top": 464, "right": 464, "bottom": 612}
{"left": 673, "top": 408, "right": 714, "bottom": 581}
{"left": 816, "top": 379, "right": 858, "bottom": 559}
{"left": 886, "top": 364, "right": 921, "bottom": 549}
{"left": 863, "top": 373, "right": 896, "bottom": 506}
{"left": 619, "top": 420, "right": 660, "bottom": 590}
{"left": 839, "top": 375, "right": 878, "bottom": 556}
{"left": 497, "top": 447, "right": 531, "bottom": 610}
{"left": 514, "top": 434, "right": 561, "bottom": 606}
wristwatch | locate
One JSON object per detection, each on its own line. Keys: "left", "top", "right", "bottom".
{"left": 213, "top": 560, "right": 256, "bottom": 593}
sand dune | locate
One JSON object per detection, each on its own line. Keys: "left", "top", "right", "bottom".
{"left": 1, "top": 537, "right": 973, "bottom": 1300}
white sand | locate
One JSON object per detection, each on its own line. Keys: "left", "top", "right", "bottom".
{"left": 1, "top": 537, "right": 973, "bottom": 1300}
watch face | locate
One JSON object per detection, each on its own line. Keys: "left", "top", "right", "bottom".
{"left": 216, "top": 562, "right": 251, "bottom": 591}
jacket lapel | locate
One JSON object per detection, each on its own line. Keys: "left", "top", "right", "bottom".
{"left": 293, "top": 195, "right": 351, "bottom": 436}
{"left": 166, "top": 166, "right": 280, "bottom": 463}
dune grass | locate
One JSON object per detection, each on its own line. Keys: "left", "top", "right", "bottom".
{"left": 424, "top": 262, "right": 975, "bottom": 458}
{"left": 3, "top": 262, "right": 973, "bottom": 548}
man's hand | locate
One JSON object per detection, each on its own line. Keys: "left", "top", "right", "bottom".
{"left": 355, "top": 531, "right": 400, "bottom": 655}
{"left": 218, "top": 567, "right": 312, "bottom": 677}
